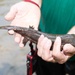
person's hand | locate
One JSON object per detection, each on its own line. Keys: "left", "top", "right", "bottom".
{"left": 52, "top": 37, "right": 75, "bottom": 64}
{"left": 5, "top": 1, "right": 41, "bottom": 47}
{"left": 37, "top": 35, "right": 75, "bottom": 64}
{"left": 37, "top": 35, "right": 56, "bottom": 63}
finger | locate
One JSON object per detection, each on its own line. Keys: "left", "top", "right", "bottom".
{"left": 57, "top": 51, "right": 71, "bottom": 64}
{"left": 37, "top": 35, "right": 44, "bottom": 47}
{"left": 19, "top": 37, "right": 24, "bottom": 48}
{"left": 8, "top": 30, "right": 14, "bottom": 35}
{"left": 41, "top": 39, "right": 52, "bottom": 61}
{"left": 52, "top": 37, "right": 61, "bottom": 57}
{"left": 5, "top": 6, "right": 17, "bottom": 21}
{"left": 38, "top": 37, "right": 48, "bottom": 57}
{"left": 63, "top": 44, "right": 75, "bottom": 54}
{"left": 14, "top": 33, "right": 21, "bottom": 43}
{"left": 37, "top": 35, "right": 44, "bottom": 56}
{"left": 37, "top": 36, "right": 49, "bottom": 57}
{"left": 47, "top": 51, "right": 56, "bottom": 63}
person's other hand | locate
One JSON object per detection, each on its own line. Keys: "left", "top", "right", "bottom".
{"left": 52, "top": 37, "right": 75, "bottom": 64}
{"left": 5, "top": 1, "right": 41, "bottom": 47}
{"left": 37, "top": 35, "right": 56, "bottom": 63}
{"left": 37, "top": 35, "right": 75, "bottom": 64}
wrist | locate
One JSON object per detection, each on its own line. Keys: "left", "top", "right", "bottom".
{"left": 23, "top": 0, "right": 42, "bottom": 8}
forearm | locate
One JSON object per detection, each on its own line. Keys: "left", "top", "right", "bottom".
{"left": 68, "top": 26, "right": 75, "bottom": 34}
{"left": 23, "top": 0, "right": 42, "bottom": 7}
{"left": 31, "top": 0, "right": 42, "bottom": 7}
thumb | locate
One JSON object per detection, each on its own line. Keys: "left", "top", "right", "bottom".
{"left": 63, "top": 44, "right": 75, "bottom": 54}
{"left": 5, "top": 6, "right": 17, "bottom": 21}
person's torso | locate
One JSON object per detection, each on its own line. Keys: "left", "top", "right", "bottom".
{"left": 39, "top": 0, "right": 75, "bottom": 34}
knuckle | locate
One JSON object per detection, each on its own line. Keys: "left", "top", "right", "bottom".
{"left": 37, "top": 51, "right": 41, "bottom": 57}
{"left": 52, "top": 53, "right": 59, "bottom": 58}
{"left": 58, "top": 60, "right": 65, "bottom": 64}
{"left": 42, "top": 57, "right": 49, "bottom": 61}
{"left": 42, "top": 55, "right": 49, "bottom": 61}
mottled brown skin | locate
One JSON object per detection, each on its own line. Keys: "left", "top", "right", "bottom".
{"left": 0, "top": 25, "right": 75, "bottom": 49}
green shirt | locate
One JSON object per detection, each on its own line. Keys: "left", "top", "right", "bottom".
{"left": 39, "top": 0, "right": 75, "bottom": 61}
{"left": 39, "top": 0, "right": 75, "bottom": 34}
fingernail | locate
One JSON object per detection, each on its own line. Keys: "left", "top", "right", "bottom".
{"left": 56, "top": 36, "right": 61, "bottom": 40}
{"left": 40, "top": 34, "right": 44, "bottom": 38}
{"left": 56, "top": 37, "right": 61, "bottom": 42}
{"left": 8, "top": 30, "right": 14, "bottom": 34}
